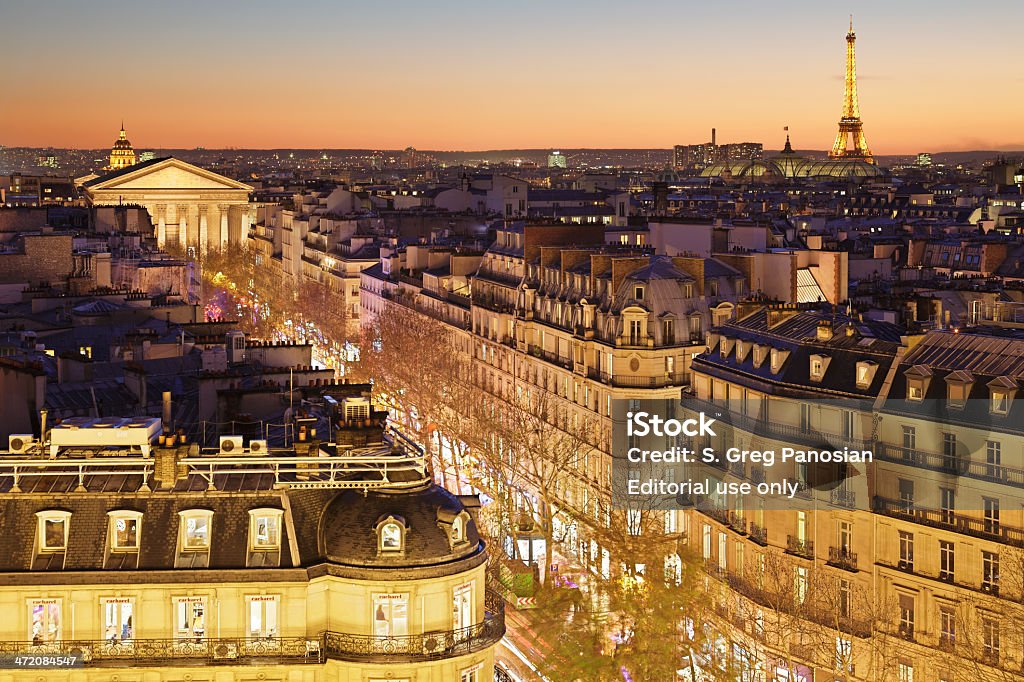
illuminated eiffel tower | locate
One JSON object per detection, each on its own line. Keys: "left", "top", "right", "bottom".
{"left": 829, "top": 17, "right": 874, "bottom": 163}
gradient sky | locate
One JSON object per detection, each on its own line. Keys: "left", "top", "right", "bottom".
{"left": 3, "top": 0, "right": 1023, "bottom": 153}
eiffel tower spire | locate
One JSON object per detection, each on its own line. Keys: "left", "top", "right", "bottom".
{"left": 829, "top": 18, "right": 874, "bottom": 163}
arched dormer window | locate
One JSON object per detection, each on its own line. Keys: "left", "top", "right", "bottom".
{"left": 376, "top": 515, "right": 407, "bottom": 553}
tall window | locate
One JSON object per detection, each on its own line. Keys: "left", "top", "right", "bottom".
{"left": 460, "top": 665, "right": 482, "bottom": 682}
{"left": 982, "top": 551, "right": 1000, "bottom": 593}
{"left": 939, "top": 541, "right": 954, "bottom": 581}
{"left": 898, "top": 531, "right": 914, "bottom": 570}
{"left": 373, "top": 594, "right": 408, "bottom": 638}
{"left": 174, "top": 597, "right": 206, "bottom": 642}
{"left": 986, "top": 441, "right": 1002, "bottom": 479}
{"left": 901, "top": 425, "right": 916, "bottom": 453}
{"left": 29, "top": 600, "right": 61, "bottom": 644}
{"left": 940, "top": 488, "right": 955, "bottom": 525}
{"left": 898, "top": 661, "right": 914, "bottom": 682}
{"left": 898, "top": 479, "right": 914, "bottom": 512}
{"left": 102, "top": 598, "right": 133, "bottom": 643}
{"left": 629, "top": 319, "right": 643, "bottom": 345}
{"left": 983, "top": 619, "right": 1000, "bottom": 662}
{"left": 942, "top": 433, "right": 957, "bottom": 469}
{"left": 247, "top": 596, "right": 279, "bottom": 640}
{"left": 984, "top": 497, "right": 1000, "bottom": 534}
{"left": 838, "top": 578, "right": 851, "bottom": 619}
{"left": 898, "top": 594, "right": 915, "bottom": 638}
{"left": 794, "top": 567, "right": 808, "bottom": 605}
{"left": 939, "top": 606, "right": 955, "bottom": 648}
{"left": 837, "top": 520, "right": 852, "bottom": 553}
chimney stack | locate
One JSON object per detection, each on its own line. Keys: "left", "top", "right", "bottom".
{"left": 162, "top": 391, "right": 172, "bottom": 429}
{"left": 712, "top": 127, "right": 717, "bottom": 146}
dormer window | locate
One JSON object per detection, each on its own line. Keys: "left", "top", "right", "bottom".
{"left": 36, "top": 511, "right": 71, "bottom": 552}
{"left": 809, "top": 354, "right": 831, "bottom": 382}
{"left": 179, "top": 510, "right": 213, "bottom": 550}
{"left": 944, "top": 370, "right": 973, "bottom": 409}
{"left": 988, "top": 376, "right": 1018, "bottom": 416}
{"left": 634, "top": 285, "right": 645, "bottom": 301}
{"left": 856, "top": 361, "right": 877, "bottom": 389}
{"left": 752, "top": 345, "right": 765, "bottom": 367}
{"left": 108, "top": 510, "right": 142, "bottom": 552}
{"left": 904, "top": 365, "right": 933, "bottom": 402}
{"left": 770, "top": 348, "right": 789, "bottom": 373}
{"left": 249, "top": 508, "right": 283, "bottom": 550}
{"left": 376, "top": 515, "right": 407, "bottom": 553}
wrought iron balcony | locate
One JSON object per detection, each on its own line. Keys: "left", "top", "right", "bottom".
{"left": 786, "top": 535, "right": 815, "bottom": 559}
{"left": 0, "top": 637, "right": 320, "bottom": 667}
{"left": 0, "top": 594, "right": 504, "bottom": 667}
{"left": 323, "top": 598, "right": 505, "bottom": 663}
{"left": 827, "top": 546, "right": 858, "bottom": 572}
{"left": 749, "top": 523, "right": 768, "bottom": 546}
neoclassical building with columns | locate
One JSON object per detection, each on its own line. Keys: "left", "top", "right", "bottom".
{"left": 83, "top": 156, "right": 255, "bottom": 251}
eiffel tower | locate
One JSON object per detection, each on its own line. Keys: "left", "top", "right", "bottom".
{"left": 829, "top": 18, "right": 874, "bottom": 163}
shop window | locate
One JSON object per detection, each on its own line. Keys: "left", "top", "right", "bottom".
{"left": 102, "top": 598, "right": 134, "bottom": 643}
{"left": 29, "top": 599, "right": 61, "bottom": 644}
{"left": 174, "top": 597, "right": 207, "bottom": 642}
{"left": 373, "top": 594, "right": 408, "bottom": 638}
{"left": 247, "top": 595, "right": 279, "bottom": 641}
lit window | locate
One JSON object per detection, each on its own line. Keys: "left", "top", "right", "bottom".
{"left": 102, "top": 598, "right": 134, "bottom": 643}
{"left": 179, "top": 510, "right": 213, "bottom": 550}
{"left": 452, "top": 516, "right": 465, "bottom": 543}
{"left": 36, "top": 511, "right": 71, "bottom": 552}
{"left": 246, "top": 595, "right": 279, "bottom": 641}
{"left": 174, "top": 597, "right": 207, "bottom": 642}
{"left": 991, "top": 390, "right": 1009, "bottom": 415}
{"left": 29, "top": 599, "right": 62, "bottom": 644}
{"left": 108, "top": 511, "right": 142, "bottom": 552}
{"left": 907, "top": 382, "right": 924, "bottom": 401}
{"left": 377, "top": 516, "right": 405, "bottom": 552}
{"left": 373, "top": 593, "right": 408, "bottom": 638}
{"left": 249, "top": 508, "right": 283, "bottom": 549}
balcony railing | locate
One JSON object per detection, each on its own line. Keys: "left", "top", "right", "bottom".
{"left": 828, "top": 546, "right": 859, "bottom": 572}
{"left": 680, "top": 397, "right": 871, "bottom": 450}
{"left": 874, "top": 496, "right": 1024, "bottom": 549}
{"left": 323, "top": 593, "right": 505, "bottom": 663}
{"left": 876, "top": 443, "right": 1024, "bottom": 488}
{"left": 749, "top": 523, "right": 768, "bottom": 546}
{"left": 0, "top": 595, "right": 504, "bottom": 668}
{"left": 786, "top": 535, "right": 815, "bottom": 559}
{"left": 0, "top": 637, "right": 320, "bottom": 667}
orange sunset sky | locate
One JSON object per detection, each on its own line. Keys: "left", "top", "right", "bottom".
{"left": 3, "top": 0, "right": 1023, "bottom": 154}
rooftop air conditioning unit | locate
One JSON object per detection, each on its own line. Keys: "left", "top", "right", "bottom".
{"left": 8, "top": 435, "right": 36, "bottom": 454}
{"left": 249, "top": 439, "right": 268, "bottom": 454}
{"left": 219, "top": 436, "right": 243, "bottom": 454}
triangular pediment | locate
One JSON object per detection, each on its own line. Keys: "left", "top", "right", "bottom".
{"left": 85, "top": 157, "right": 253, "bottom": 192}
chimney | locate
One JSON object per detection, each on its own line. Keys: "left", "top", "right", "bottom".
{"left": 817, "top": 319, "right": 834, "bottom": 342}
{"left": 39, "top": 408, "right": 48, "bottom": 442}
{"left": 711, "top": 127, "right": 717, "bottom": 146}
{"left": 162, "top": 391, "right": 172, "bottom": 429}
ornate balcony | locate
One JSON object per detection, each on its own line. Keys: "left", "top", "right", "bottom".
{"left": 0, "top": 637, "right": 319, "bottom": 667}
{"left": 827, "top": 546, "right": 858, "bottom": 572}
{"left": 322, "top": 592, "right": 506, "bottom": 663}
{"left": 0, "top": 594, "right": 505, "bottom": 667}
{"left": 786, "top": 535, "right": 815, "bottom": 559}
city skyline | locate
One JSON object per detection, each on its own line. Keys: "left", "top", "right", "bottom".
{"left": 4, "top": 0, "right": 1023, "bottom": 153}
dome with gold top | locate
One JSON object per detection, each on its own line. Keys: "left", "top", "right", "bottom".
{"left": 106, "top": 124, "right": 137, "bottom": 170}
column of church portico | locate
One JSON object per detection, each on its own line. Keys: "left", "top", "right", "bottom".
{"left": 155, "top": 204, "right": 167, "bottom": 248}
{"left": 178, "top": 204, "right": 189, "bottom": 250}
{"left": 198, "top": 205, "right": 209, "bottom": 253}
{"left": 189, "top": 204, "right": 200, "bottom": 250}
{"left": 218, "top": 204, "right": 230, "bottom": 249}
{"left": 239, "top": 206, "right": 252, "bottom": 245}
